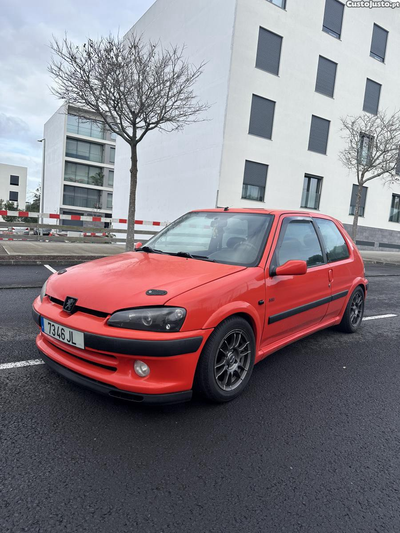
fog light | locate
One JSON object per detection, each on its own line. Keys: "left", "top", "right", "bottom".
{"left": 134, "top": 360, "right": 150, "bottom": 377}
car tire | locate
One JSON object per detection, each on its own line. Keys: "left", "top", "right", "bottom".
{"left": 195, "top": 316, "right": 256, "bottom": 403}
{"left": 337, "top": 286, "right": 365, "bottom": 333}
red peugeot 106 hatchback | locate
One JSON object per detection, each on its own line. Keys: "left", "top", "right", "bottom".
{"left": 32, "top": 209, "right": 368, "bottom": 404}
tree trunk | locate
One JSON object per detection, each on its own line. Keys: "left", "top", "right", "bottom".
{"left": 351, "top": 183, "right": 364, "bottom": 242}
{"left": 126, "top": 142, "right": 138, "bottom": 252}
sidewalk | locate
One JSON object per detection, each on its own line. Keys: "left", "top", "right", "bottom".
{"left": 0, "top": 241, "right": 125, "bottom": 265}
{"left": 0, "top": 241, "right": 399, "bottom": 266}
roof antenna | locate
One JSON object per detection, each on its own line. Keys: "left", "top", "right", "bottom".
{"left": 223, "top": 206, "right": 229, "bottom": 211}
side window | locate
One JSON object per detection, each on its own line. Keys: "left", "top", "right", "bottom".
{"left": 276, "top": 220, "right": 324, "bottom": 267}
{"left": 315, "top": 218, "right": 349, "bottom": 262}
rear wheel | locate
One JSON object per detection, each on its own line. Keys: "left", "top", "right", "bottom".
{"left": 338, "top": 287, "right": 365, "bottom": 333}
{"left": 195, "top": 316, "right": 255, "bottom": 403}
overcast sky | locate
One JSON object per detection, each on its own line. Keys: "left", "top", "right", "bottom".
{"left": 0, "top": 0, "right": 155, "bottom": 201}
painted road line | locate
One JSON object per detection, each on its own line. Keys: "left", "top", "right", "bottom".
{"left": 363, "top": 314, "right": 397, "bottom": 321}
{"left": 44, "top": 264, "right": 57, "bottom": 274}
{"left": 0, "top": 359, "right": 45, "bottom": 370}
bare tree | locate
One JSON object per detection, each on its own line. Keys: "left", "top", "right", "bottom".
{"left": 339, "top": 111, "right": 400, "bottom": 241}
{"left": 49, "top": 34, "right": 209, "bottom": 251}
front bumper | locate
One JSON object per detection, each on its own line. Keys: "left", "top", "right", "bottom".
{"left": 39, "top": 350, "right": 192, "bottom": 405}
{"left": 32, "top": 304, "right": 210, "bottom": 403}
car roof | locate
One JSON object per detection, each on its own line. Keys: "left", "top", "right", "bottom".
{"left": 192, "top": 208, "right": 336, "bottom": 220}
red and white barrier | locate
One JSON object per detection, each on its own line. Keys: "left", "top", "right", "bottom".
{"left": 0, "top": 210, "right": 167, "bottom": 226}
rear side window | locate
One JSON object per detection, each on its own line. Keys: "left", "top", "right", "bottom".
{"left": 276, "top": 220, "right": 324, "bottom": 267}
{"left": 315, "top": 218, "right": 349, "bottom": 262}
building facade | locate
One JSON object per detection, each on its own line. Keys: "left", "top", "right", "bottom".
{"left": 42, "top": 105, "right": 116, "bottom": 226}
{"left": 0, "top": 163, "right": 27, "bottom": 209}
{"left": 114, "top": 0, "right": 400, "bottom": 249}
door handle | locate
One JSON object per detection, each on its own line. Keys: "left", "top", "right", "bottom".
{"left": 328, "top": 269, "right": 333, "bottom": 283}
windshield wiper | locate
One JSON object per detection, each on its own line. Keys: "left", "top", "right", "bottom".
{"left": 136, "top": 246, "right": 165, "bottom": 254}
{"left": 169, "top": 251, "right": 215, "bottom": 262}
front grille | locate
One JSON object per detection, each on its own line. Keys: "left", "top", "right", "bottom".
{"left": 47, "top": 339, "right": 117, "bottom": 372}
{"left": 48, "top": 296, "right": 109, "bottom": 318}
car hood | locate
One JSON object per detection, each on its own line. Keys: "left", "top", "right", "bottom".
{"left": 46, "top": 252, "right": 246, "bottom": 315}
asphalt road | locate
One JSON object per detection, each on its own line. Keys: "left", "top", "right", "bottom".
{"left": 1, "top": 263, "right": 400, "bottom": 533}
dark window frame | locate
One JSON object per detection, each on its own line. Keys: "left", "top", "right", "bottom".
{"left": 242, "top": 160, "right": 268, "bottom": 203}
{"left": 9, "top": 191, "right": 19, "bottom": 202}
{"left": 322, "top": 0, "right": 345, "bottom": 40}
{"left": 389, "top": 194, "right": 400, "bottom": 223}
{"left": 248, "top": 94, "right": 276, "bottom": 140}
{"left": 363, "top": 78, "right": 381, "bottom": 115}
{"left": 349, "top": 184, "right": 368, "bottom": 217}
{"left": 370, "top": 23, "right": 388, "bottom": 63}
{"left": 315, "top": 56, "right": 338, "bottom": 98}
{"left": 266, "top": 0, "right": 286, "bottom": 10}
{"left": 255, "top": 27, "right": 283, "bottom": 77}
{"left": 359, "top": 133, "right": 374, "bottom": 166}
{"left": 308, "top": 115, "right": 331, "bottom": 155}
{"left": 301, "top": 174, "right": 323, "bottom": 210}
{"left": 10, "top": 175, "right": 20, "bottom": 186}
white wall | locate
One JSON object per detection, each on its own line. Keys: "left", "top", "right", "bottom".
{"left": 113, "top": 0, "right": 237, "bottom": 223}
{"left": 43, "top": 105, "right": 67, "bottom": 216}
{"left": 219, "top": 0, "right": 400, "bottom": 232}
{"left": 0, "top": 163, "right": 27, "bottom": 209}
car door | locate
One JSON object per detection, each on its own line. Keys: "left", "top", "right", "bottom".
{"left": 262, "top": 216, "right": 332, "bottom": 347}
{"left": 313, "top": 217, "right": 354, "bottom": 321}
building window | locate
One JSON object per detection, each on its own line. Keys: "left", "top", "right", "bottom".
{"left": 242, "top": 160, "right": 268, "bottom": 202}
{"left": 109, "top": 147, "right": 115, "bottom": 164}
{"left": 301, "top": 175, "right": 322, "bottom": 210}
{"left": 370, "top": 24, "right": 388, "bottom": 62}
{"left": 256, "top": 28, "right": 283, "bottom": 76}
{"left": 249, "top": 95, "right": 276, "bottom": 140}
{"left": 9, "top": 191, "right": 18, "bottom": 202}
{"left": 322, "top": 0, "right": 344, "bottom": 39}
{"left": 64, "top": 162, "right": 103, "bottom": 186}
{"left": 10, "top": 175, "right": 19, "bottom": 186}
{"left": 389, "top": 194, "right": 400, "bottom": 223}
{"left": 359, "top": 133, "right": 374, "bottom": 165}
{"left": 315, "top": 56, "right": 337, "bottom": 98}
{"left": 308, "top": 116, "right": 330, "bottom": 155}
{"left": 266, "top": 0, "right": 286, "bottom": 9}
{"left": 66, "top": 139, "right": 103, "bottom": 163}
{"left": 107, "top": 193, "right": 113, "bottom": 210}
{"left": 63, "top": 185, "right": 102, "bottom": 209}
{"left": 108, "top": 170, "right": 114, "bottom": 187}
{"left": 110, "top": 131, "right": 117, "bottom": 140}
{"left": 349, "top": 184, "right": 368, "bottom": 217}
{"left": 67, "top": 114, "right": 104, "bottom": 139}
{"left": 363, "top": 79, "right": 381, "bottom": 115}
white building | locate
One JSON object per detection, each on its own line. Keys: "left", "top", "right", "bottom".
{"left": 0, "top": 163, "right": 27, "bottom": 209}
{"left": 42, "top": 105, "right": 116, "bottom": 226}
{"left": 114, "top": 0, "right": 400, "bottom": 249}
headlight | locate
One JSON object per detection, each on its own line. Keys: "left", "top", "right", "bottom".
{"left": 40, "top": 281, "right": 47, "bottom": 302}
{"left": 107, "top": 307, "right": 186, "bottom": 332}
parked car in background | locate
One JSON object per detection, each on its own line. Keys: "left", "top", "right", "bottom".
{"left": 32, "top": 209, "right": 368, "bottom": 405}
{"left": 12, "top": 227, "right": 30, "bottom": 235}
{"left": 33, "top": 228, "right": 52, "bottom": 236}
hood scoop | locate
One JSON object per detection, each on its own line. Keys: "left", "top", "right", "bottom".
{"left": 146, "top": 289, "right": 168, "bottom": 296}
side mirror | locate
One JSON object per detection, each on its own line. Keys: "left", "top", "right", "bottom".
{"left": 135, "top": 242, "right": 143, "bottom": 250}
{"left": 275, "top": 260, "right": 307, "bottom": 277}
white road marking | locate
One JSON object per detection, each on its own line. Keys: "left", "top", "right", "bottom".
{"left": 44, "top": 264, "right": 57, "bottom": 274}
{"left": 0, "top": 359, "right": 45, "bottom": 370}
{"left": 363, "top": 314, "right": 397, "bottom": 321}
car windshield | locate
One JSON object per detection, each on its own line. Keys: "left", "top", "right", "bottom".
{"left": 144, "top": 211, "right": 274, "bottom": 267}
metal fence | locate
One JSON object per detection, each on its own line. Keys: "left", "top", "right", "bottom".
{"left": 0, "top": 211, "right": 167, "bottom": 244}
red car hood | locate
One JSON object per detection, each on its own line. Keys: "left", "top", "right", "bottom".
{"left": 46, "top": 252, "right": 246, "bottom": 315}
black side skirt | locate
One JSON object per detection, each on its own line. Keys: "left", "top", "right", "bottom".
{"left": 268, "top": 290, "right": 348, "bottom": 325}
